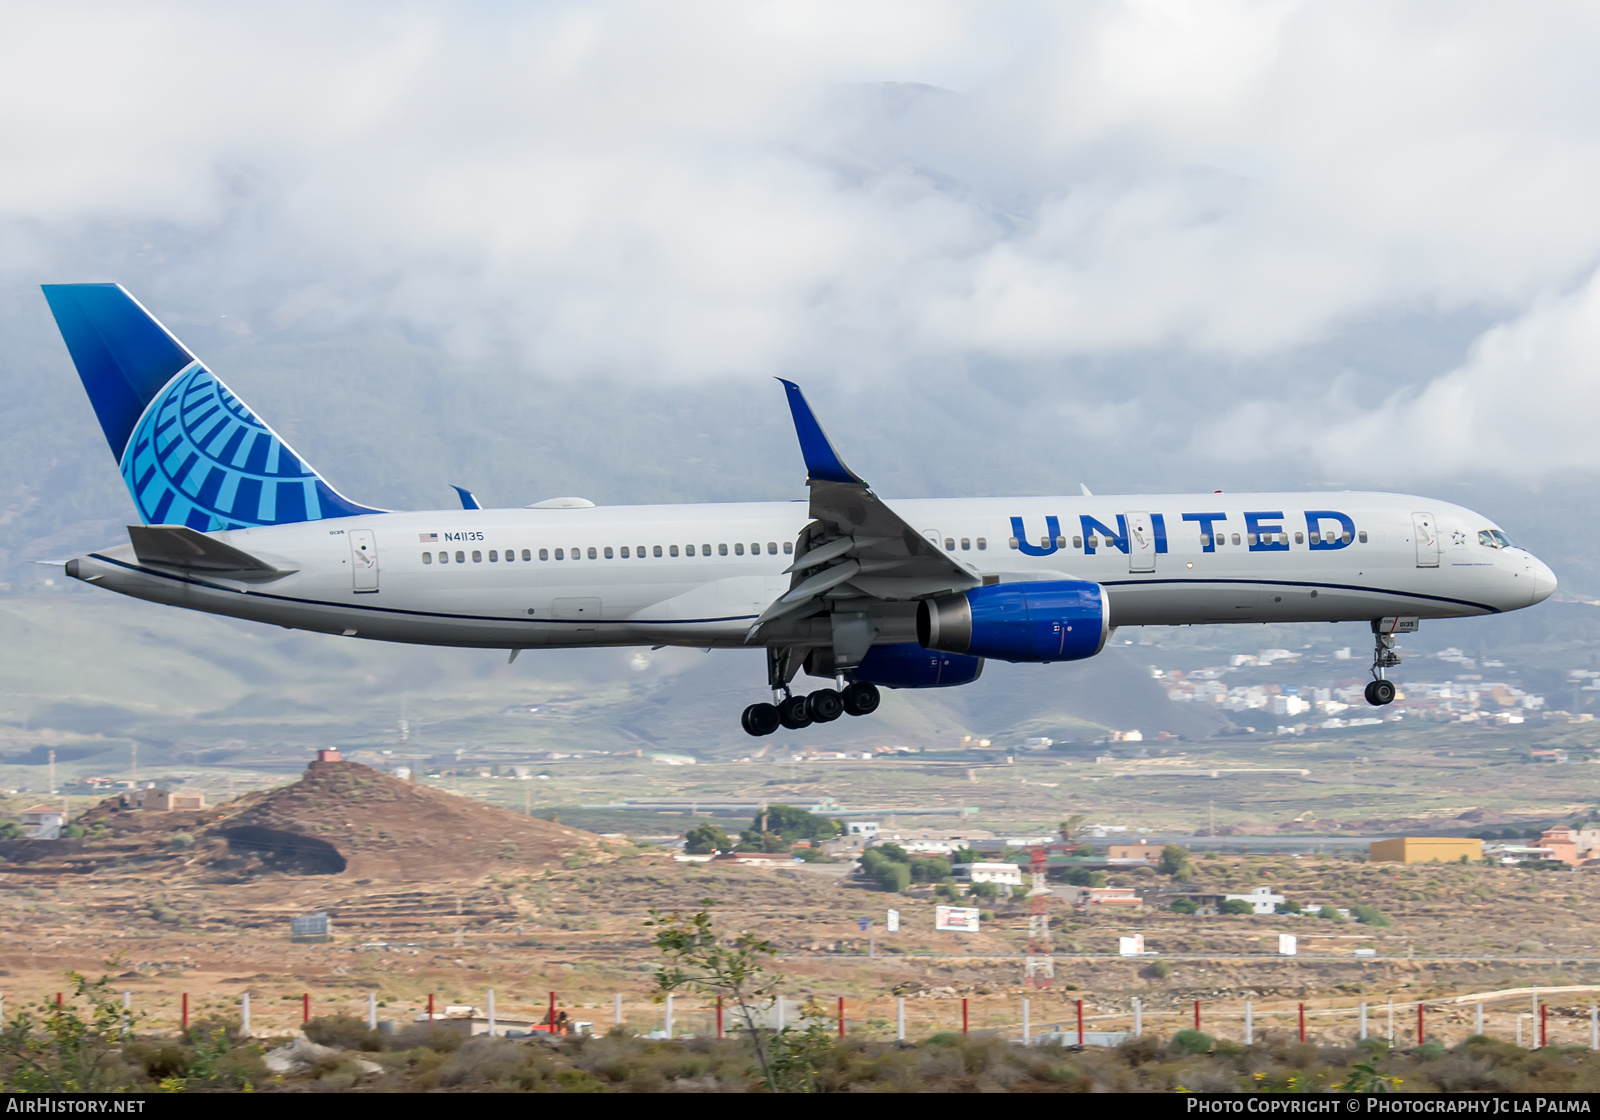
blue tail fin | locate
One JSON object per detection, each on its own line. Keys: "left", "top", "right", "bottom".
{"left": 43, "top": 284, "right": 381, "bottom": 530}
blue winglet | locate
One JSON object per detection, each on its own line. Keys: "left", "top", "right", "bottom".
{"left": 451, "top": 485, "right": 481, "bottom": 510}
{"left": 777, "top": 379, "right": 864, "bottom": 485}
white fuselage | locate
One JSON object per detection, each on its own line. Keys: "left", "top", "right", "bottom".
{"left": 69, "top": 491, "right": 1556, "bottom": 652}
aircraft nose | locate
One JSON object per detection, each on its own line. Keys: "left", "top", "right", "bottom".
{"left": 1529, "top": 558, "right": 1558, "bottom": 605}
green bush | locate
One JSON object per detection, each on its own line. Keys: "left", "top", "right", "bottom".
{"left": 1170, "top": 1029, "right": 1213, "bottom": 1054}
{"left": 1317, "top": 905, "right": 1345, "bottom": 922}
{"left": 1219, "top": 899, "right": 1254, "bottom": 915}
{"left": 169, "top": 832, "right": 195, "bottom": 850}
{"left": 874, "top": 861, "right": 911, "bottom": 893}
{"left": 1351, "top": 904, "right": 1391, "bottom": 927}
{"left": 1169, "top": 898, "right": 1199, "bottom": 914}
{"left": 1011, "top": 885, "right": 1029, "bottom": 900}
{"left": 970, "top": 880, "right": 999, "bottom": 900}
{"left": 683, "top": 823, "right": 730, "bottom": 855}
{"left": 304, "top": 1013, "right": 384, "bottom": 1052}
{"left": 1276, "top": 899, "right": 1302, "bottom": 914}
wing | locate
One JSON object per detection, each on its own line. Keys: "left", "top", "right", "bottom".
{"left": 748, "top": 381, "right": 979, "bottom": 644}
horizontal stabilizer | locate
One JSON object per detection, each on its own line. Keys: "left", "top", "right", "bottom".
{"left": 127, "top": 524, "right": 294, "bottom": 581}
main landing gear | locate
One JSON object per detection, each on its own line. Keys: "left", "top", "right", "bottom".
{"left": 1364, "top": 619, "right": 1403, "bottom": 707}
{"left": 741, "top": 681, "right": 881, "bottom": 737}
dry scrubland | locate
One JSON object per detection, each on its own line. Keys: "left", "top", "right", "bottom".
{"left": 5, "top": 762, "right": 1600, "bottom": 1089}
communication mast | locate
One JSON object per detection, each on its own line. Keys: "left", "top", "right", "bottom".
{"left": 1024, "top": 846, "right": 1053, "bottom": 987}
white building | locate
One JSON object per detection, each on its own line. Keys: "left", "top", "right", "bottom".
{"left": 846, "top": 821, "right": 880, "bottom": 841}
{"left": 1223, "top": 886, "right": 1285, "bottom": 914}
{"left": 18, "top": 805, "right": 64, "bottom": 839}
{"left": 962, "top": 862, "right": 1023, "bottom": 886}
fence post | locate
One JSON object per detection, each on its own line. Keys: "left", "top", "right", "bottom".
{"left": 368, "top": 991, "right": 377, "bottom": 1031}
{"left": 427, "top": 993, "right": 434, "bottom": 1021}
{"left": 1387, "top": 999, "right": 1395, "bottom": 1042}
{"left": 1359, "top": 1002, "right": 1366, "bottom": 1041}
{"left": 302, "top": 993, "right": 309, "bottom": 1025}
{"left": 56, "top": 993, "right": 62, "bottom": 1010}
{"left": 1298, "top": 1003, "right": 1305, "bottom": 1043}
{"left": 1133, "top": 997, "right": 1142, "bottom": 1039}
{"left": 665, "top": 994, "right": 673, "bottom": 1039}
{"left": 1077, "top": 999, "right": 1085, "bottom": 1047}
{"left": 549, "top": 991, "right": 557, "bottom": 1032}
{"left": 717, "top": 996, "right": 724, "bottom": 1040}
{"left": 838, "top": 996, "right": 845, "bottom": 1040}
{"left": 1591, "top": 1002, "right": 1597, "bottom": 1051}
{"left": 1193, "top": 999, "right": 1200, "bottom": 1031}
{"left": 962, "top": 998, "right": 969, "bottom": 1038}
{"left": 1540, "top": 1003, "right": 1547, "bottom": 1049}
{"left": 1417, "top": 1003, "right": 1425, "bottom": 1045}
{"left": 897, "top": 997, "right": 905, "bottom": 1042}
{"left": 614, "top": 992, "right": 622, "bottom": 1029}
{"left": 182, "top": 993, "right": 188, "bottom": 1030}
{"left": 1475, "top": 1003, "right": 1484, "bottom": 1037}
{"left": 487, "top": 989, "right": 495, "bottom": 1037}
{"left": 240, "top": 992, "right": 249, "bottom": 1038}
{"left": 1022, "top": 998, "right": 1030, "bottom": 1045}
{"left": 1245, "top": 1000, "right": 1253, "bottom": 1045}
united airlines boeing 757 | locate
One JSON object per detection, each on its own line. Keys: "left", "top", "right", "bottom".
{"left": 42, "top": 284, "right": 1557, "bottom": 736}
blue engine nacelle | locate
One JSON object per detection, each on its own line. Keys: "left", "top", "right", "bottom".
{"left": 916, "top": 580, "right": 1109, "bottom": 663}
{"left": 850, "top": 642, "right": 984, "bottom": 689}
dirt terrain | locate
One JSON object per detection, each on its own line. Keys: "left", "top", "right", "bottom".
{"left": 3, "top": 762, "right": 1600, "bottom": 1047}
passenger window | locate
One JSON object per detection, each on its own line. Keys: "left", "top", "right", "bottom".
{"left": 734, "top": 543, "right": 744, "bottom": 555}
{"left": 1341, "top": 532, "right": 1352, "bottom": 544}
{"left": 489, "top": 550, "right": 498, "bottom": 562}
{"left": 960, "top": 538, "right": 971, "bottom": 550}
{"left": 505, "top": 550, "right": 515, "bottom": 562}
{"left": 620, "top": 546, "right": 629, "bottom": 558}
{"left": 539, "top": 549, "right": 548, "bottom": 561}
{"left": 603, "top": 546, "right": 612, "bottom": 558}
{"left": 1246, "top": 534, "right": 1257, "bottom": 546}
{"left": 439, "top": 551, "right": 449, "bottom": 564}
{"left": 1357, "top": 531, "right": 1368, "bottom": 544}
{"left": 1231, "top": 534, "right": 1241, "bottom": 546}
{"left": 718, "top": 543, "right": 728, "bottom": 556}
{"left": 1073, "top": 535, "right": 1084, "bottom": 549}
{"left": 1054, "top": 536, "right": 1065, "bottom": 548}
{"left": 1008, "top": 537, "right": 1019, "bottom": 549}
{"left": 471, "top": 551, "right": 481, "bottom": 563}
{"left": 783, "top": 542, "right": 793, "bottom": 554}
{"left": 976, "top": 537, "right": 986, "bottom": 550}
{"left": 670, "top": 545, "right": 679, "bottom": 557}
{"left": 944, "top": 538, "right": 955, "bottom": 551}
{"left": 452, "top": 551, "right": 463, "bottom": 563}
{"left": 422, "top": 552, "right": 432, "bottom": 564}
{"left": 1294, "top": 532, "right": 1304, "bottom": 544}
{"left": 751, "top": 543, "right": 760, "bottom": 554}
{"left": 767, "top": 542, "right": 778, "bottom": 554}
{"left": 654, "top": 545, "right": 663, "bottom": 557}
{"left": 554, "top": 548, "right": 564, "bottom": 560}
{"left": 686, "top": 544, "right": 696, "bottom": 557}
{"left": 1088, "top": 536, "right": 1100, "bottom": 549}
{"left": 703, "top": 543, "right": 712, "bottom": 555}
{"left": 587, "top": 547, "right": 597, "bottom": 559}
{"left": 638, "top": 545, "right": 646, "bottom": 556}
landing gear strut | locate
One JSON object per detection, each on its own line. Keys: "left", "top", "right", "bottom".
{"left": 740, "top": 648, "right": 882, "bottom": 736}
{"left": 1364, "top": 619, "right": 1403, "bottom": 707}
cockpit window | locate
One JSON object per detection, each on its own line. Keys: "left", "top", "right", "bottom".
{"left": 1490, "top": 529, "right": 1516, "bottom": 549}
{"left": 1479, "top": 529, "right": 1519, "bottom": 549}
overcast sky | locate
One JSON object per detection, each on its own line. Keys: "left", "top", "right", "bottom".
{"left": 6, "top": 0, "right": 1600, "bottom": 487}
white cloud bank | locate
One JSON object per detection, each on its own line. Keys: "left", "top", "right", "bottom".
{"left": 5, "top": 1, "right": 1600, "bottom": 479}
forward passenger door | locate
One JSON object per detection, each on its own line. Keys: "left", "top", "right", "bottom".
{"left": 1125, "top": 511, "right": 1155, "bottom": 573}
{"left": 1412, "top": 512, "right": 1439, "bottom": 568}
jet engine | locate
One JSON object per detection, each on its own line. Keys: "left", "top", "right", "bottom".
{"left": 851, "top": 642, "right": 984, "bottom": 689}
{"left": 917, "top": 580, "right": 1109, "bottom": 663}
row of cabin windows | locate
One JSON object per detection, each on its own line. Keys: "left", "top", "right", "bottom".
{"left": 942, "top": 537, "right": 987, "bottom": 551}
{"left": 420, "top": 540, "right": 795, "bottom": 565}
{"left": 1005, "top": 530, "right": 1368, "bottom": 550}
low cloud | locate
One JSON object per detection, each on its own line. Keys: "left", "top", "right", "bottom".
{"left": 5, "top": 2, "right": 1600, "bottom": 483}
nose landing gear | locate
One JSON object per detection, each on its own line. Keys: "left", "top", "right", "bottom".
{"left": 1364, "top": 619, "right": 1405, "bottom": 706}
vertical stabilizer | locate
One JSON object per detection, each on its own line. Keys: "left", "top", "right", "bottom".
{"left": 43, "top": 284, "right": 382, "bottom": 530}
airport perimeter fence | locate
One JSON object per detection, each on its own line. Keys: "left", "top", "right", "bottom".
{"left": 9, "top": 984, "right": 1600, "bottom": 1051}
